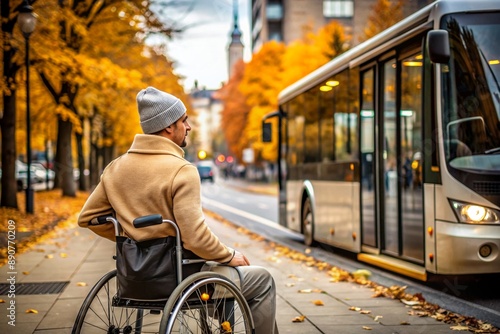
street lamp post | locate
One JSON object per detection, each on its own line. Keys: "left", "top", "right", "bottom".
{"left": 17, "top": 0, "right": 37, "bottom": 214}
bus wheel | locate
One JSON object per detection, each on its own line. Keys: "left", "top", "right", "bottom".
{"left": 302, "top": 198, "right": 316, "bottom": 246}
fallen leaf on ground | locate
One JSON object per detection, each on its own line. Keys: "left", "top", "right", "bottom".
{"left": 292, "top": 315, "right": 306, "bottom": 323}
{"left": 298, "top": 288, "right": 323, "bottom": 293}
{"left": 312, "top": 300, "right": 324, "bottom": 306}
{"left": 25, "top": 309, "right": 38, "bottom": 314}
{"left": 450, "top": 325, "right": 470, "bottom": 331}
{"left": 352, "top": 269, "right": 372, "bottom": 279}
{"left": 401, "top": 299, "right": 421, "bottom": 306}
{"left": 362, "top": 326, "right": 372, "bottom": 330}
{"left": 409, "top": 310, "right": 428, "bottom": 317}
{"left": 478, "top": 324, "right": 496, "bottom": 332}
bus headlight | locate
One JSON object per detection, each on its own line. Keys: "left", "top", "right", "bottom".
{"left": 450, "top": 200, "right": 500, "bottom": 224}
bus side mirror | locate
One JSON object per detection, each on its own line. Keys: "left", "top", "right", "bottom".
{"left": 427, "top": 30, "right": 450, "bottom": 64}
{"left": 262, "top": 122, "right": 272, "bottom": 143}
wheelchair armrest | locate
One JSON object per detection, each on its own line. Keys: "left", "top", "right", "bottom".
{"left": 133, "top": 214, "right": 163, "bottom": 228}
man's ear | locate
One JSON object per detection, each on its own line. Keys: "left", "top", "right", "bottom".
{"left": 164, "top": 125, "right": 174, "bottom": 134}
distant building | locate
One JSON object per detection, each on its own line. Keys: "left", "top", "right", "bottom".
{"left": 189, "top": 82, "right": 222, "bottom": 159}
{"left": 250, "top": 0, "right": 432, "bottom": 52}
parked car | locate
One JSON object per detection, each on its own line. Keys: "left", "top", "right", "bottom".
{"left": 16, "top": 160, "right": 55, "bottom": 191}
{"left": 196, "top": 164, "right": 214, "bottom": 183}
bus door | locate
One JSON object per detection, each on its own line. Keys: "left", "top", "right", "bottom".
{"left": 361, "top": 51, "right": 425, "bottom": 265}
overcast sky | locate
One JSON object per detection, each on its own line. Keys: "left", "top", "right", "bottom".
{"left": 155, "top": 0, "right": 251, "bottom": 91}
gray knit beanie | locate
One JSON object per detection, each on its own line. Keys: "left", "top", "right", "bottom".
{"left": 136, "top": 87, "right": 187, "bottom": 134}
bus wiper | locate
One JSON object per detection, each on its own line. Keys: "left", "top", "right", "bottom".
{"left": 485, "top": 147, "right": 500, "bottom": 155}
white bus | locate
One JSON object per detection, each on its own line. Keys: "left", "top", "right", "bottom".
{"left": 263, "top": 0, "right": 500, "bottom": 280}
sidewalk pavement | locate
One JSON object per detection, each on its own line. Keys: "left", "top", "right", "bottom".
{"left": 1, "top": 207, "right": 469, "bottom": 334}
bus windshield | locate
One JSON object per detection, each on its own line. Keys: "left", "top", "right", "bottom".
{"left": 441, "top": 12, "right": 500, "bottom": 173}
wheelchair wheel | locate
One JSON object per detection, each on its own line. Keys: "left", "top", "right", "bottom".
{"left": 72, "top": 270, "right": 163, "bottom": 334}
{"left": 159, "top": 272, "right": 254, "bottom": 334}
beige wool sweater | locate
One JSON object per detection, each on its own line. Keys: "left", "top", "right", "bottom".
{"left": 78, "top": 134, "right": 234, "bottom": 263}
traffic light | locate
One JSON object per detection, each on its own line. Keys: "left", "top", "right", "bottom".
{"left": 216, "top": 154, "right": 225, "bottom": 163}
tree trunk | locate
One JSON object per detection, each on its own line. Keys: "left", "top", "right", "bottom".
{"left": 89, "top": 141, "right": 99, "bottom": 189}
{"left": 54, "top": 117, "right": 76, "bottom": 197}
{"left": 102, "top": 145, "right": 115, "bottom": 168}
{"left": 1, "top": 91, "right": 19, "bottom": 209}
{"left": 75, "top": 130, "right": 87, "bottom": 191}
{"left": 1, "top": 0, "right": 19, "bottom": 209}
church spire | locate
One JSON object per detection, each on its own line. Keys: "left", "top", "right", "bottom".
{"left": 230, "top": 0, "right": 242, "bottom": 44}
{"left": 227, "top": 0, "right": 244, "bottom": 79}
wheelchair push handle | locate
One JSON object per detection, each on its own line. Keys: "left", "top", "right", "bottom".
{"left": 133, "top": 215, "right": 180, "bottom": 240}
{"left": 133, "top": 214, "right": 163, "bottom": 228}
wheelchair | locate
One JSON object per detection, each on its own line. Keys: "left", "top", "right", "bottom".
{"left": 72, "top": 215, "right": 254, "bottom": 333}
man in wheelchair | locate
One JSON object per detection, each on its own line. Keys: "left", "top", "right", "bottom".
{"left": 78, "top": 86, "right": 279, "bottom": 333}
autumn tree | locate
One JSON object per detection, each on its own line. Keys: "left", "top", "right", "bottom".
{"left": 313, "top": 20, "right": 351, "bottom": 60}
{"left": 239, "top": 41, "right": 286, "bottom": 164}
{"left": 33, "top": 0, "right": 181, "bottom": 197}
{"left": 218, "top": 60, "right": 251, "bottom": 162}
{"left": 0, "top": 0, "right": 29, "bottom": 208}
{"left": 361, "top": 0, "right": 405, "bottom": 41}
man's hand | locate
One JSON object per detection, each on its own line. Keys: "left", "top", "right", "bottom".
{"left": 228, "top": 250, "right": 250, "bottom": 266}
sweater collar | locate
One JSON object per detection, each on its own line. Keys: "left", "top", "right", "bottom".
{"left": 128, "top": 134, "right": 185, "bottom": 158}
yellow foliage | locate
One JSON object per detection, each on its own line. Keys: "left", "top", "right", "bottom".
{"left": 313, "top": 20, "right": 351, "bottom": 60}
{"left": 239, "top": 41, "right": 286, "bottom": 108}
{"left": 219, "top": 60, "right": 252, "bottom": 162}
